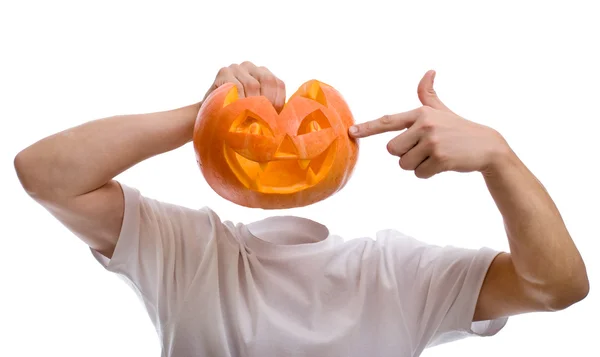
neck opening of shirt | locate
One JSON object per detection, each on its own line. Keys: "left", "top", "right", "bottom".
{"left": 240, "top": 216, "right": 334, "bottom": 257}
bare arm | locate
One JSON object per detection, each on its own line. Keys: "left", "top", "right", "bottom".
{"left": 349, "top": 70, "right": 589, "bottom": 322}
{"left": 474, "top": 150, "right": 589, "bottom": 319}
{"left": 16, "top": 105, "right": 200, "bottom": 200}
{"left": 14, "top": 61, "right": 286, "bottom": 259}
{"left": 14, "top": 103, "right": 201, "bottom": 257}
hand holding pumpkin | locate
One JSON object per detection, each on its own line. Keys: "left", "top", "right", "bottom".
{"left": 203, "top": 61, "right": 287, "bottom": 113}
{"left": 349, "top": 71, "right": 511, "bottom": 178}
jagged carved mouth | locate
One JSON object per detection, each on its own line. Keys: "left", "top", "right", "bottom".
{"left": 223, "top": 141, "right": 337, "bottom": 194}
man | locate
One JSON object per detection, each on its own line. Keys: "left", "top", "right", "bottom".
{"left": 14, "top": 61, "right": 589, "bottom": 357}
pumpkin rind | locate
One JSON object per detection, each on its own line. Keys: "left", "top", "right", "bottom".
{"left": 193, "top": 80, "right": 359, "bottom": 209}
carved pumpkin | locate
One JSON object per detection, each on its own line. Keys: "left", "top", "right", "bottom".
{"left": 193, "top": 80, "right": 359, "bottom": 209}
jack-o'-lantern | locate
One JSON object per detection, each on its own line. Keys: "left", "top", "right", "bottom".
{"left": 193, "top": 80, "right": 359, "bottom": 209}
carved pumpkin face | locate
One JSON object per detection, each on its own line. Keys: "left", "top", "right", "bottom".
{"left": 193, "top": 80, "right": 359, "bottom": 209}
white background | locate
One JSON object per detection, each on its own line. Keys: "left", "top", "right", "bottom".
{"left": 1, "top": 0, "right": 598, "bottom": 356}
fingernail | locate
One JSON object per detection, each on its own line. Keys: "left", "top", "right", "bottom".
{"left": 349, "top": 126, "right": 358, "bottom": 134}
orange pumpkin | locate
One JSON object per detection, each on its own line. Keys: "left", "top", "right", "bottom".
{"left": 193, "top": 80, "right": 359, "bottom": 209}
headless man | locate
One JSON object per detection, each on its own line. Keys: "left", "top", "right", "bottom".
{"left": 15, "top": 62, "right": 589, "bottom": 357}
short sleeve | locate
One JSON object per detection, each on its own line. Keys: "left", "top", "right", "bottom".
{"left": 382, "top": 230, "right": 508, "bottom": 350}
{"left": 90, "top": 183, "right": 221, "bottom": 328}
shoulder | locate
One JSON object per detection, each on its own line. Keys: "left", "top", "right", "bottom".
{"left": 339, "top": 228, "right": 497, "bottom": 276}
{"left": 119, "top": 183, "right": 229, "bottom": 236}
{"left": 351, "top": 228, "right": 430, "bottom": 258}
{"left": 328, "top": 229, "right": 429, "bottom": 269}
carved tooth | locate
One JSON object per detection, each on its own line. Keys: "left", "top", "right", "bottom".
{"left": 298, "top": 159, "right": 311, "bottom": 169}
{"left": 306, "top": 168, "right": 317, "bottom": 184}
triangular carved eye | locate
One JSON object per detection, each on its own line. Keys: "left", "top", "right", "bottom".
{"left": 223, "top": 86, "right": 240, "bottom": 107}
{"left": 297, "top": 109, "right": 332, "bottom": 135}
{"left": 230, "top": 110, "right": 274, "bottom": 137}
{"left": 301, "top": 80, "right": 327, "bottom": 106}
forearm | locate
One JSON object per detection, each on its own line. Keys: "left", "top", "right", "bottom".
{"left": 15, "top": 102, "right": 201, "bottom": 200}
{"left": 483, "top": 148, "right": 589, "bottom": 308}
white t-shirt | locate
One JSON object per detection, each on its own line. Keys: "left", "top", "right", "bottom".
{"left": 91, "top": 184, "right": 507, "bottom": 357}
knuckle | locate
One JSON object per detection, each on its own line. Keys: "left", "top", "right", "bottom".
{"left": 245, "top": 78, "right": 260, "bottom": 89}
{"left": 260, "top": 74, "right": 276, "bottom": 85}
{"left": 431, "top": 148, "right": 446, "bottom": 162}
{"left": 421, "top": 119, "right": 435, "bottom": 131}
{"left": 217, "top": 67, "right": 230, "bottom": 76}
{"left": 420, "top": 113, "right": 437, "bottom": 129}
{"left": 241, "top": 61, "right": 255, "bottom": 68}
{"left": 380, "top": 115, "right": 393, "bottom": 125}
{"left": 420, "top": 105, "right": 434, "bottom": 115}
{"left": 417, "top": 106, "right": 427, "bottom": 115}
{"left": 426, "top": 134, "right": 440, "bottom": 147}
{"left": 361, "top": 122, "right": 374, "bottom": 134}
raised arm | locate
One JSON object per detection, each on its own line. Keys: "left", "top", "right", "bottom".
{"left": 14, "top": 61, "right": 285, "bottom": 258}
{"left": 14, "top": 103, "right": 201, "bottom": 257}
{"left": 349, "top": 71, "right": 589, "bottom": 321}
{"left": 474, "top": 149, "right": 589, "bottom": 317}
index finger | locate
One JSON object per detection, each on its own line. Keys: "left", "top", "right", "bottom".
{"left": 249, "top": 65, "right": 286, "bottom": 113}
{"left": 349, "top": 108, "right": 422, "bottom": 138}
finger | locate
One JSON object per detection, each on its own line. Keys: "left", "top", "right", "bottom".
{"left": 206, "top": 67, "right": 245, "bottom": 99}
{"left": 247, "top": 64, "right": 286, "bottom": 112}
{"left": 349, "top": 108, "right": 422, "bottom": 138}
{"left": 414, "top": 157, "right": 440, "bottom": 179}
{"left": 273, "top": 78, "right": 286, "bottom": 113}
{"left": 239, "top": 61, "right": 257, "bottom": 71}
{"left": 417, "top": 70, "right": 451, "bottom": 112}
{"left": 386, "top": 125, "right": 422, "bottom": 157}
{"left": 231, "top": 64, "right": 261, "bottom": 97}
{"left": 398, "top": 140, "right": 431, "bottom": 171}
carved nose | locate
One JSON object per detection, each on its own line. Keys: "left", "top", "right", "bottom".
{"left": 274, "top": 135, "right": 298, "bottom": 159}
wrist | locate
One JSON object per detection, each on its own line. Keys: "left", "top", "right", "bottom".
{"left": 171, "top": 101, "right": 202, "bottom": 145}
{"left": 481, "top": 133, "right": 520, "bottom": 177}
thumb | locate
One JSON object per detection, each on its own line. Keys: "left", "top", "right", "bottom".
{"left": 417, "top": 70, "right": 451, "bottom": 112}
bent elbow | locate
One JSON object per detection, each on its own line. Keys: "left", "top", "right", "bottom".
{"left": 14, "top": 149, "right": 48, "bottom": 199}
{"left": 545, "top": 277, "right": 590, "bottom": 311}
{"left": 14, "top": 150, "right": 36, "bottom": 195}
